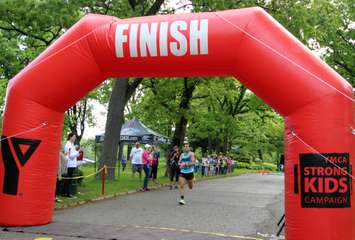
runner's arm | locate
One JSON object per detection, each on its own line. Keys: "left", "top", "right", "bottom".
{"left": 178, "top": 154, "right": 184, "bottom": 168}
{"left": 189, "top": 152, "right": 196, "bottom": 167}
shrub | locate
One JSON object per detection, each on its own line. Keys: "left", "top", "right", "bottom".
{"left": 250, "top": 163, "right": 263, "bottom": 170}
{"left": 262, "top": 162, "right": 277, "bottom": 171}
{"left": 236, "top": 162, "right": 251, "bottom": 169}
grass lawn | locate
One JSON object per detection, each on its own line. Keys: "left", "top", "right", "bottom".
{"left": 55, "top": 162, "right": 258, "bottom": 209}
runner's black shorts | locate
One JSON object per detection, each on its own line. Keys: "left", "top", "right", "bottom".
{"left": 180, "top": 172, "right": 194, "bottom": 181}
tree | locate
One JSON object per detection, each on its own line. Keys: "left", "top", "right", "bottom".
{"left": 0, "top": 0, "right": 168, "bottom": 178}
{"left": 123, "top": 0, "right": 354, "bottom": 165}
{"left": 304, "top": 0, "right": 354, "bottom": 85}
{"left": 0, "top": 0, "right": 91, "bottom": 142}
{"left": 187, "top": 77, "right": 251, "bottom": 154}
{"left": 125, "top": 76, "right": 206, "bottom": 175}
{"left": 191, "top": 0, "right": 354, "bottom": 86}
{"left": 129, "top": 76, "right": 284, "bottom": 163}
{"left": 0, "top": 0, "right": 155, "bottom": 145}
{"left": 99, "top": 0, "right": 167, "bottom": 179}
{"left": 0, "top": 32, "right": 23, "bottom": 110}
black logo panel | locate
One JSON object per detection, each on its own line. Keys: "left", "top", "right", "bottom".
{"left": 298, "top": 153, "right": 351, "bottom": 208}
{"left": 1, "top": 136, "right": 41, "bottom": 195}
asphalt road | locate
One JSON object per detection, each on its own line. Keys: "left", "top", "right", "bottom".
{"left": 1, "top": 173, "right": 284, "bottom": 240}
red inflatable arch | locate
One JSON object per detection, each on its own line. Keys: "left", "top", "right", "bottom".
{"left": 0, "top": 7, "right": 354, "bottom": 240}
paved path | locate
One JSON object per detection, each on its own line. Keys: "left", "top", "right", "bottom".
{"left": 1, "top": 173, "right": 284, "bottom": 240}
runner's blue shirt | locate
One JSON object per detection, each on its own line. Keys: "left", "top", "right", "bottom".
{"left": 180, "top": 152, "right": 194, "bottom": 174}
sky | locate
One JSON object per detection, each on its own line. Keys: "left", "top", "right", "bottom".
{"left": 84, "top": 100, "right": 107, "bottom": 138}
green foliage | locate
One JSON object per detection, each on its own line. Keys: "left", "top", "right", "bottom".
{"left": 0, "top": 0, "right": 86, "bottom": 132}
{"left": 127, "top": 77, "right": 204, "bottom": 137}
{"left": 191, "top": 0, "right": 354, "bottom": 86}
{"left": 261, "top": 162, "right": 278, "bottom": 171}
{"left": 128, "top": 76, "right": 284, "bottom": 164}
{"left": 80, "top": 138, "right": 97, "bottom": 160}
{"left": 306, "top": 0, "right": 354, "bottom": 85}
{"left": 235, "top": 162, "right": 277, "bottom": 171}
{"left": 236, "top": 162, "right": 252, "bottom": 169}
{"left": 0, "top": 0, "right": 144, "bottom": 137}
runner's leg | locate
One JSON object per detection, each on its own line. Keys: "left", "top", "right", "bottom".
{"left": 187, "top": 179, "right": 194, "bottom": 190}
{"left": 178, "top": 176, "right": 186, "bottom": 204}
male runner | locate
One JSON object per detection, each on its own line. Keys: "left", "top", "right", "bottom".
{"left": 178, "top": 143, "right": 196, "bottom": 205}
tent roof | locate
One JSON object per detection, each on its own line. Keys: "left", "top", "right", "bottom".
{"left": 95, "top": 118, "right": 170, "bottom": 144}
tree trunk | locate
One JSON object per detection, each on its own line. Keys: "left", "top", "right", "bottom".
{"left": 99, "top": 78, "right": 128, "bottom": 179}
{"left": 98, "top": 0, "right": 166, "bottom": 179}
{"left": 66, "top": 99, "right": 88, "bottom": 145}
{"left": 117, "top": 142, "right": 124, "bottom": 178}
{"left": 258, "top": 149, "right": 263, "bottom": 162}
{"left": 172, "top": 115, "right": 188, "bottom": 147}
{"left": 170, "top": 78, "right": 196, "bottom": 148}
{"left": 98, "top": 0, "right": 166, "bottom": 180}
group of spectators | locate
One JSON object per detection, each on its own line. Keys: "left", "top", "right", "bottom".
{"left": 195, "top": 154, "right": 236, "bottom": 176}
{"left": 167, "top": 146, "right": 236, "bottom": 188}
{"left": 56, "top": 135, "right": 236, "bottom": 201}
{"left": 130, "top": 142, "right": 197, "bottom": 205}
{"left": 129, "top": 141, "right": 161, "bottom": 191}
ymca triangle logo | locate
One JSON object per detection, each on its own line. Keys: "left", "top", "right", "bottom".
{"left": 1, "top": 136, "right": 42, "bottom": 195}
{"left": 11, "top": 137, "right": 41, "bottom": 166}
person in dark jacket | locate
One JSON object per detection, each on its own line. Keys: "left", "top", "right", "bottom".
{"left": 150, "top": 146, "right": 160, "bottom": 184}
{"left": 169, "top": 146, "right": 180, "bottom": 189}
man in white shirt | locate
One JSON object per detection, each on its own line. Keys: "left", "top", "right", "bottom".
{"left": 130, "top": 141, "right": 143, "bottom": 180}
{"left": 201, "top": 156, "right": 208, "bottom": 176}
{"left": 63, "top": 133, "right": 80, "bottom": 198}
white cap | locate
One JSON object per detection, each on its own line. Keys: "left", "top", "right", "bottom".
{"left": 144, "top": 144, "right": 151, "bottom": 148}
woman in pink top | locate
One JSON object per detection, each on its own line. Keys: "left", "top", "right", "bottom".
{"left": 142, "top": 144, "right": 152, "bottom": 191}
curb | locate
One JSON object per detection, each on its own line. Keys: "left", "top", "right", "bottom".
{"left": 55, "top": 183, "right": 171, "bottom": 210}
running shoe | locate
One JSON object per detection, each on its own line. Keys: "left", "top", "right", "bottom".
{"left": 179, "top": 199, "right": 186, "bottom": 205}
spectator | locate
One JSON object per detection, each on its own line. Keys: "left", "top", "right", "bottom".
{"left": 169, "top": 146, "right": 180, "bottom": 190}
{"left": 209, "top": 155, "right": 216, "bottom": 176}
{"left": 150, "top": 146, "right": 160, "bottom": 184}
{"left": 63, "top": 133, "right": 80, "bottom": 198}
{"left": 142, "top": 144, "right": 153, "bottom": 191}
{"left": 201, "top": 155, "right": 207, "bottom": 177}
{"left": 121, "top": 154, "right": 127, "bottom": 172}
{"left": 223, "top": 157, "right": 228, "bottom": 175}
{"left": 227, "top": 158, "right": 232, "bottom": 173}
{"left": 76, "top": 145, "right": 84, "bottom": 161}
{"left": 279, "top": 154, "right": 285, "bottom": 172}
{"left": 130, "top": 141, "right": 143, "bottom": 180}
{"left": 216, "top": 156, "right": 221, "bottom": 175}
{"left": 194, "top": 159, "right": 200, "bottom": 174}
{"left": 55, "top": 152, "right": 67, "bottom": 202}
